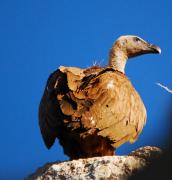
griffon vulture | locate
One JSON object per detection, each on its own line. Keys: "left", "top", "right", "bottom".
{"left": 39, "top": 35, "right": 161, "bottom": 159}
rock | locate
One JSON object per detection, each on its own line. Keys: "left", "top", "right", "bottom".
{"left": 25, "top": 146, "right": 162, "bottom": 180}
{"left": 129, "top": 146, "right": 162, "bottom": 161}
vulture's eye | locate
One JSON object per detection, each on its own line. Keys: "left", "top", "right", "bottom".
{"left": 134, "top": 37, "right": 140, "bottom": 42}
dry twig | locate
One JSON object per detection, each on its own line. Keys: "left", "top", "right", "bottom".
{"left": 156, "top": 82, "right": 172, "bottom": 94}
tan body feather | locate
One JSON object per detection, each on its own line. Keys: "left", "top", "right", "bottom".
{"left": 39, "top": 66, "right": 146, "bottom": 158}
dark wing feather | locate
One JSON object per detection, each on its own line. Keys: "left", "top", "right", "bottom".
{"left": 39, "top": 70, "right": 69, "bottom": 149}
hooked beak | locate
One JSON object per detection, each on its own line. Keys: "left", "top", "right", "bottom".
{"left": 147, "top": 44, "right": 161, "bottom": 54}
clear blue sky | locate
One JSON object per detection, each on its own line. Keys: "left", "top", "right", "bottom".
{"left": 0, "top": 0, "right": 172, "bottom": 179}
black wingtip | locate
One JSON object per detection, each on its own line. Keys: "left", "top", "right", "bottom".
{"left": 39, "top": 118, "right": 56, "bottom": 149}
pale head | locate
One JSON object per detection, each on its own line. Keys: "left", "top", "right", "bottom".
{"left": 109, "top": 35, "right": 161, "bottom": 73}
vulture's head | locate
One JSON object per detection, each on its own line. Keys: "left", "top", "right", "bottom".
{"left": 109, "top": 35, "right": 161, "bottom": 73}
{"left": 115, "top": 35, "right": 161, "bottom": 57}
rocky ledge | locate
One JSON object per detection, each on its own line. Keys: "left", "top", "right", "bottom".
{"left": 26, "top": 146, "right": 162, "bottom": 180}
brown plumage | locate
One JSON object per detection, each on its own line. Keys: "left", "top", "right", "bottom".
{"left": 39, "top": 35, "right": 161, "bottom": 159}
